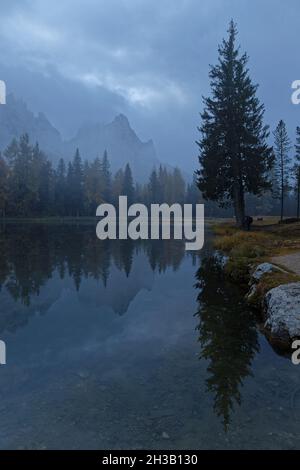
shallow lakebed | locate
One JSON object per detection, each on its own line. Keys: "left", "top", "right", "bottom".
{"left": 0, "top": 223, "right": 299, "bottom": 449}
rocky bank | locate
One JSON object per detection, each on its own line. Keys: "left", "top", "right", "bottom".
{"left": 247, "top": 262, "right": 300, "bottom": 350}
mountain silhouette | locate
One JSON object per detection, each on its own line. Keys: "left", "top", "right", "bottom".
{"left": 0, "top": 94, "right": 160, "bottom": 181}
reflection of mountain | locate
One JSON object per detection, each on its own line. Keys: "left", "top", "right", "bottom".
{"left": 77, "top": 253, "right": 154, "bottom": 315}
{"left": 195, "top": 255, "right": 259, "bottom": 430}
{"left": 0, "top": 94, "right": 159, "bottom": 181}
{"left": 0, "top": 224, "right": 186, "bottom": 334}
{"left": 0, "top": 252, "right": 154, "bottom": 334}
{"left": 0, "top": 282, "right": 61, "bottom": 334}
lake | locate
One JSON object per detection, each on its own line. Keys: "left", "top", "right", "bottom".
{"left": 0, "top": 223, "right": 299, "bottom": 449}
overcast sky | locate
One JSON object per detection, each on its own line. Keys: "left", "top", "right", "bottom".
{"left": 0, "top": 0, "right": 299, "bottom": 171}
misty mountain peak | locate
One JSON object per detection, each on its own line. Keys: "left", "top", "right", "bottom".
{"left": 68, "top": 113, "right": 159, "bottom": 180}
{"left": 113, "top": 113, "right": 130, "bottom": 127}
{"left": 109, "top": 113, "right": 139, "bottom": 143}
{"left": 0, "top": 94, "right": 63, "bottom": 156}
{"left": 0, "top": 95, "right": 160, "bottom": 181}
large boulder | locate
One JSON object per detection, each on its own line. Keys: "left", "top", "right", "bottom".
{"left": 264, "top": 282, "right": 300, "bottom": 348}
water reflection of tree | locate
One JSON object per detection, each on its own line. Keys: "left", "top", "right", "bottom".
{"left": 4, "top": 225, "right": 54, "bottom": 305}
{"left": 0, "top": 224, "right": 186, "bottom": 305}
{"left": 195, "top": 255, "right": 259, "bottom": 430}
{"left": 145, "top": 239, "right": 185, "bottom": 273}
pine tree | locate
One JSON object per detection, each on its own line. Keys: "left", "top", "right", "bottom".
{"left": 30, "top": 143, "right": 54, "bottom": 215}
{"left": 12, "top": 134, "right": 34, "bottom": 215}
{"left": 186, "top": 174, "right": 201, "bottom": 205}
{"left": 122, "top": 163, "right": 135, "bottom": 205}
{"left": 84, "top": 157, "right": 103, "bottom": 213}
{"left": 112, "top": 168, "right": 124, "bottom": 205}
{"left": 148, "top": 169, "right": 160, "bottom": 203}
{"left": 38, "top": 157, "right": 53, "bottom": 215}
{"left": 273, "top": 120, "right": 291, "bottom": 221}
{"left": 197, "top": 21, "right": 273, "bottom": 228}
{"left": 30, "top": 143, "right": 43, "bottom": 214}
{"left": 66, "top": 161, "right": 74, "bottom": 215}
{"left": 55, "top": 158, "right": 67, "bottom": 216}
{"left": 82, "top": 160, "right": 91, "bottom": 214}
{"left": 3, "top": 139, "right": 18, "bottom": 215}
{"left": 71, "top": 148, "right": 84, "bottom": 216}
{"left": 294, "top": 126, "right": 300, "bottom": 219}
{"left": 0, "top": 153, "right": 9, "bottom": 217}
{"left": 101, "top": 150, "right": 112, "bottom": 202}
{"left": 172, "top": 168, "right": 186, "bottom": 204}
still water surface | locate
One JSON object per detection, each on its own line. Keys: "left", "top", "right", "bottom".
{"left": 0, "top": 223, "right": 299, "bottom": 449}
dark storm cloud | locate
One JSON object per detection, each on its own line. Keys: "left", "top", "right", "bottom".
{"left": 0, "top": 0, "right": 299, "bottom": 169}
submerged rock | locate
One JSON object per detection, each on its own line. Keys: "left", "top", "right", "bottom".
{"left": 264, "top": 282, "right": 300, "bottom": 347}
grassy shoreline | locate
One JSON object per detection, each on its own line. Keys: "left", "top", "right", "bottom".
{"left": 212, "top": 219, "right": 300, "bottom": 307}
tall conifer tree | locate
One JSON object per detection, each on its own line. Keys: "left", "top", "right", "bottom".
{"left": 122, "top": 163, "right": 135, "bottom": 205}
{"left": 273, "top": 120, "right": 291, "bottom": 221}
{"left": 294, "top": 126, "right": 300, "bottom": 219}
{"left": 197, "top": 21, "right": 273, "bottom": 227}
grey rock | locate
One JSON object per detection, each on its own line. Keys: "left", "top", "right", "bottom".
{"left": 264, "top": 282, "right": 300, "bottom": 341}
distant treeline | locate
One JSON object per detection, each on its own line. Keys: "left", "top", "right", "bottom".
{"left": 0, "top": 133, "right": 198, "bottom": 217}
{"left": 0, "top": 132, "right": 299, "bottom": 219}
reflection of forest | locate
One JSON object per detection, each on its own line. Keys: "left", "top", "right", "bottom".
{"left": 195, "top": 255, "right": 260, "bottom": 430}
{"left": 0, "top": 224, "right": 263, "bottom": 432}
{"left": 0, "top": 223, "right": 186, "bottom": 307}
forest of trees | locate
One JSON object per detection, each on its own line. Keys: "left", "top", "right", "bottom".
{"left": 0, "top": 133, "right": 195, "bottom": 217}
{"left": 0, "top": 127, "right": 299, "bottom": 220}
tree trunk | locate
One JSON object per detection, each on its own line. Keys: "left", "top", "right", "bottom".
{"left": 297, "top": 171, "right": 300, "bottom": 219}
{"left": 280, "top": 151, "right": 284, "bottom": 222}
{"left": 280, "top": 191, "right": 284, "bottom": 222}
{"left": 233, "top": 181, "right": 245, "bottom": 228}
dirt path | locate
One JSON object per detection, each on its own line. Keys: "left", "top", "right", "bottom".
{"left": 272, "top": 252, "right": 300, "bottom": 276}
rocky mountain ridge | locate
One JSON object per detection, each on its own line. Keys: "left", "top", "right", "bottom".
{"left": 0, "top": 94, "right": 160, "bottom": 181}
